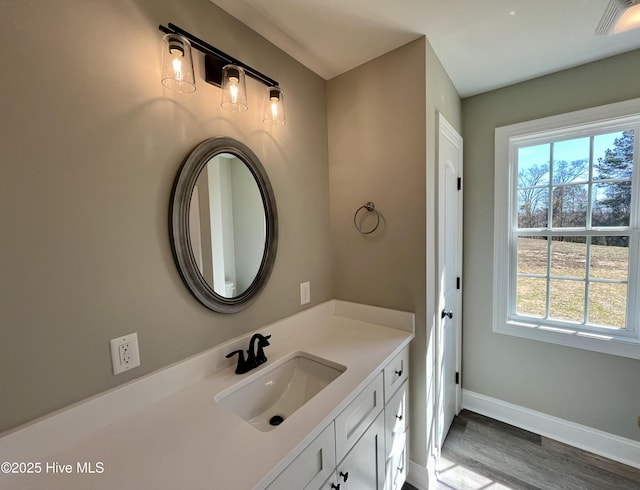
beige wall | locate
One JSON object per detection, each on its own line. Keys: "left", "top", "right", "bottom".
{"left": 327, "top": 37, "right": 462, "bottom": 467}
{"left": 462, "top": 49, "right": 640, "bottom": 441}
{"left": 0, "top": 0, "right": 332, "bottom": 433}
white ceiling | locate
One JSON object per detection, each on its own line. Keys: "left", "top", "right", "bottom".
{"left": 210, "top": 0, "right": 640, "bottom": 97}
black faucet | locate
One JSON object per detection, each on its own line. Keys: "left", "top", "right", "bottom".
{"left": 225, "top": 333, "right": 271, "bottom": 375}
{"left": 249, "top": 333, "right": 271, "bottom": 365}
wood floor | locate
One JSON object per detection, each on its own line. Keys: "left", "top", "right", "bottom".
{"left": 403, "top": 410, "right": 640, "bottom": 490}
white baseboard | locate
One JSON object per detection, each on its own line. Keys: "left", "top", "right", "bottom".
{"left": 407, "top": 459, "right": 430, "bottom": 489}
{"left": 462, "top": 389, "right": 640, "bottom": 470}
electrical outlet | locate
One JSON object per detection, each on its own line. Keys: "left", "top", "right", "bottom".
{"left": 110, "top": 333, "right": 141, "bottom": 375}
{"left": 119, "top": 343, "right": 133, "bottom": 365}
{"left": 300, "top": 281, "right": 311, "bottom": 305}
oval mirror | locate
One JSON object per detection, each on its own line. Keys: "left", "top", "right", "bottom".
{"left": 170, "top": 137, "right": 278, "bottom": 313}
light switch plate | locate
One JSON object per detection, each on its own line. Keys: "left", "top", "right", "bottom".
{"left": 300, "top": 281, "right": 311, "bottom": 305}
{"left": 110, "top": 332, "right": 141, "bottom": 375}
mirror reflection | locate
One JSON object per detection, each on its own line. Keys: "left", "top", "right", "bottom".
{"left": 188, "top": 153, "right": 266, "bottom": 298}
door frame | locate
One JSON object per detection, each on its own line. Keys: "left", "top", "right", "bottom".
{"left": 434, "top": 112, "right": 463, "bottom": 453}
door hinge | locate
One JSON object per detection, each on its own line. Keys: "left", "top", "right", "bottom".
{"left": 455, "top": 372, "right": 460, "bottom": 385}
{"left": 456, "top": 277, "right": 461, "bottom": 290}
{"left": 457, "top": 177, "right": 461, "bottom": 190}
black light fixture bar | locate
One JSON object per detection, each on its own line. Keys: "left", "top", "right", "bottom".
{"left": 159, "top": 23, "right": 279, "bottom": 88}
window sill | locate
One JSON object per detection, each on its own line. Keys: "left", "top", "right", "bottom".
{"left": 494, "top": 320, "right": 640, "bottom": 360}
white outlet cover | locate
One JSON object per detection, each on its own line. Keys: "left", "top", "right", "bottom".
{"left": 110, "top": 332, "right": 141, "bottom": 375}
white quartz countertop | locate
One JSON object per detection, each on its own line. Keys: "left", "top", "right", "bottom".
{"left": 0, "top": 301, "right": 413, "bottom": 490}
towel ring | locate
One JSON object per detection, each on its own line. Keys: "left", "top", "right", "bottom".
{"left": 354, "top": 202, "right": 380, "bottom": 235}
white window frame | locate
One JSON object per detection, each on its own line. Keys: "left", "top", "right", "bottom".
{"left": 494, "top": 98, "right": 640, "bottom": 360}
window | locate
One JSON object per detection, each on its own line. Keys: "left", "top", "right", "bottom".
{"left": 494, "top": 99, "right": 640, "bottom": 360}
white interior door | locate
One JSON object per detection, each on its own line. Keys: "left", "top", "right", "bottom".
{"left": 436, "top": 113, "right": 463, "bottom": 449}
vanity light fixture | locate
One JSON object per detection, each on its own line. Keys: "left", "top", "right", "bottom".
{"left": 159, "top": 23, "right": 285, "bottom": 124}
{"left": 596, "top": 0, "right": 640, "bottom": 35}
{"left": 263, "top": 86, "right": 286, "bottom": 126}
{"left": 220, "top": 65, "right": 248, "bottom": 112}
{"left": 160, "top": 33, "right": 196, "bottom": 93}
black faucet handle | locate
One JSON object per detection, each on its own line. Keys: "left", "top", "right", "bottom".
{"left": 255, "top": 334, "right": 271, "bottom": 364}
{"left": 226, "top": 349, "right": 251, "bottom": 374}
{"left": 225, "top": 349, "right": 244, "bottom": 359}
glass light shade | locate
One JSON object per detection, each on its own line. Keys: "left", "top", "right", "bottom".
{"left": 220, "top": 65, "right": 248, "bottom": 112}
{"left": 262, "top": 86, "right": 286, "bottom": 126}
{"left": 161, "top": 34, "right": 196, "bottom": 93}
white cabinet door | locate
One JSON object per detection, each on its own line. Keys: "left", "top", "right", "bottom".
{"left": 385, "top": 381, "right": 408, "bottom": 490}
{"left": 319, "top": 472, "right": 340, "bottom": 490}
{"left": 336, "top": 411, "right": 385, "bottom": 490}
{"left": 384, "top": 431, "right": 407, "bottom": 490}
{"left": 267, "top": 423, "right": 336, "bottom": 490}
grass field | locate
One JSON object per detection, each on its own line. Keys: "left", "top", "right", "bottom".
{"left": 516, "top": 238, "right": 628, "bottom": 328}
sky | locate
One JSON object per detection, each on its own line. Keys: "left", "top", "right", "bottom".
{"left": 517, "top": 131, "right": 625, "bottom": 184}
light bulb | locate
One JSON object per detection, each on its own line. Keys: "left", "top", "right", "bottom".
{"left": 270, "top": 97, "right": 280, "bottom": 119}
{"left": 228, "top": 77, "right": 239, "bottom": 104}
{"left": 171, "top": 50, "right": 184, "bottom": 81}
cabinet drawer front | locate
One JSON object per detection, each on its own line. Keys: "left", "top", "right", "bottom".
{"left": 383, "top": 348, "right": 409, "bottom": 403}
{"left": 267, "top": 423, "right": 336, "bottom": 490}
{"left": 334, "top": 372, "right": 384, "bottom": 462}
{"left": 385, "top": 382, "right": 408, "bottom": 490}
{"left": 385, "top": 381, "right": 409, "bottom": 445}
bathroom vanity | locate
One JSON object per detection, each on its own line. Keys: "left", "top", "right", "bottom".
{"left": 266, "top": 345, "right": 409, "bottom": 490}
{"left": 0, "top": 301, "right": 413, "bottom": 490}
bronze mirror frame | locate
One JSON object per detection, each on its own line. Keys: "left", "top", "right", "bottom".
{"left": 170, "top": 136, "right": 278, "bottom": 313}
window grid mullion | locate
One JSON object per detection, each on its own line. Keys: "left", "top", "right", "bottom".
{"left": 548, "top": 143, "right": 554, "bottom": 228}
{"left": 586, "top": 135, "right": 594, "bottom": 229}
{"left": 545, "top": 235, "right": 552, "bottom": 319}
{"left": 544, "top": 143, "right": 553, "bottom": 320}
{"left": 517, "top": 271, "right": 629, "bottom": 283}
{"left": 584, "top": 134, "right": 594, "bottom": 326}
{"left": 514, "top": 228, "right": 631, "bottom": 237}
{"left": 584, "top": 237, "right": 592, "bottom": 325}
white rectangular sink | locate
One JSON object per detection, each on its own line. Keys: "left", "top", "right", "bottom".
{"left": 215, "top": 351, "right": 346, "bottom": 432}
